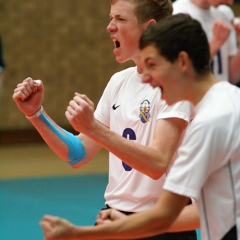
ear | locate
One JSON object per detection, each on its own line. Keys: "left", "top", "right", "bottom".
{"left": 178, "top": 51, "right": 190, "bottom": 73}
{"left": 147, "top": 19, "right": 156, "bottom": 26}
{"left": 143, "top": 19, "right": 156, "bottom": 31}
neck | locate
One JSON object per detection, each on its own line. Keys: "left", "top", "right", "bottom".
{"left": 133, "top": 56, "right": 143, "bottom": 74}
{"left": 190, "top": 0, "right": 210, "bottom": 9}
{"left": 188, "top": 73, "right": 219, "bottom": 105}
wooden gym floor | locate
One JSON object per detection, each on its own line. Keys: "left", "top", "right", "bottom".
{"left": 0, "top": 142, "right": 109, "bottom": 180}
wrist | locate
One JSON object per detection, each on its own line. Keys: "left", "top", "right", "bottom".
{"left": 25, "top": 106, "right": 43, "bottom": 119}
{"left": 209, "top": 39, "right": 221, "bottom": 55}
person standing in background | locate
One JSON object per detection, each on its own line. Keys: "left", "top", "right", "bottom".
{"left": 173, "top": 0, "right": 240, "bottom": 85}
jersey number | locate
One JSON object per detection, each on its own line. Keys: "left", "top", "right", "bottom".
{"left": 122, "top": 128, "right": 136, "bottom": 171}
{"left": 210, "top": 50, "right": 222, "bottom": 74}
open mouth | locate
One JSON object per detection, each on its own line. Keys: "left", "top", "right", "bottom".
{"left": 114, "top": 40, "right": 120, "bottom": 48}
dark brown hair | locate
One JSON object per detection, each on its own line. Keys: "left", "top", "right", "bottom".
{"left": 140, "top": 14, "right": 211, "bottom": 75}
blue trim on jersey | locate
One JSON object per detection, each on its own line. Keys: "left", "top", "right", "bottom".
{"left": 39, "top": 112, "right": 86, "bottom": 165}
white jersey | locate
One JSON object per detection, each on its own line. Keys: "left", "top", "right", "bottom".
{"left": 164, "top": 82, "right": 240, "bottom": 240}
{"left": 173, "top": 0, "right": 238, "bottom": 82}
{"left": 94, "top": 66, "right": 192, "bottom": 212}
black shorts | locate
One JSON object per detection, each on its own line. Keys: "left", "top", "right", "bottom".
{"left": 99, "top": 204, "right": 197, "bottom": 240}
{"left": 221, "top": 225, "right": 236, "bottom": 240}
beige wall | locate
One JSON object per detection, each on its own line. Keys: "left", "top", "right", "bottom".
{"left": 0, "top": 1, "right": 239, "bottom": 131}
{"left": 232, "top": 2, "right": 240, "bottom": 15}
{"left": 0, "top": 0, "right": 133, "bottom": 131}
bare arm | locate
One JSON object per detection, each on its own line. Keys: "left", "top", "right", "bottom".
{"left": 168, "top": 203, "right": 200, "bottom": 232}
{"left": 229, "top": 54, "right": 240, "bottom": 84}
{"left": 66, "top": 94, "right": 188, "bottom": 179}
{"left": 209, "top": 19, "right": 230, "bottom": 61}
{"left": 96, "top": 202, "right": 200, "bottom": 232}
{"left": 229, "top": 19, "right": 240, "bottom": 84}
{"left": 12, "top": 77, "right": 102, "bottom": 167}
{"left": 40, "top": 191, "right": 189, "bottom": 239}
{"left": 24, "top": 111, "right": 102, "bottom": 168}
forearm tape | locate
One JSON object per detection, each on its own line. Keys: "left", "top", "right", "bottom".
{"left": 38, "top": 110, "right": 86, "bottom": 166}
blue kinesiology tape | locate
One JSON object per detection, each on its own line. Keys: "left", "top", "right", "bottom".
{"left": 39, "top": 112, "right": 86, "bottom": 165}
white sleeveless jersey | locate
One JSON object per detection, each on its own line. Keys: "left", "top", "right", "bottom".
{"left": 164, "top": 82, "right": 240, "bottom": 240}
{"left": 173, "top": 0, "right": 238, "bottom": 82}
{"left": 94, "top": 66, "right": 192, "bottom": 212}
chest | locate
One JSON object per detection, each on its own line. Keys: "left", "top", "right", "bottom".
{"left": 110, "top": 80, "right": 161, "bottom": 126}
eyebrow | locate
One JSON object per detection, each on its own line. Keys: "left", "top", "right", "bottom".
{"left": 109, "top": 14, "right": 123, "bottom": 18}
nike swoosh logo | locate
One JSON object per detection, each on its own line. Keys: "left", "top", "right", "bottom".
{"left": 112, "top": 104, "right": 120, "bottom": 110}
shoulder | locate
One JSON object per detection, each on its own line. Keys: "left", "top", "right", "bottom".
{"left": 105, "top": 66, "right": 137, "bottom": 93}
{"left": 111, "top": 66, "right": 137, "bottom": 80}
{"left": 211, "top": 4, "right": 234, "bottom": 23}
{"left": 156, "top": 100, "right": 193, "bottom": 123}
{"left": 173, "top": 0, "right": 192, "bottom": 14}
{"left": 217, "top": 4, "right": 234, "bottom": 16}
{"left": 108, "top": 66, "right": 135, "bottom": 85}
{"left": 194, "top": 82, "right": 240, "bottom": 128}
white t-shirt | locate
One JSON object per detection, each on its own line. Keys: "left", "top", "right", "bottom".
{"left": 164, "top": 81, "right": 240, "bottom": 240}
{"left": 173, "top": 0, "right": 238, "bottom": 82}
{"left": 94, "top": 66, "right": 192, "bottom": 212}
